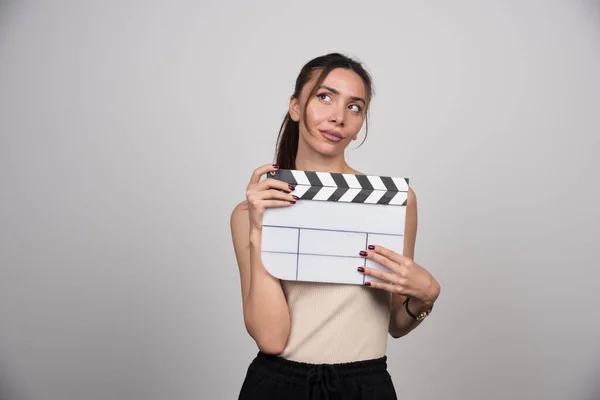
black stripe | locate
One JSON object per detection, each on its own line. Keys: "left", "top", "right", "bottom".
{"left": 331, "top": 173, "right": 349, "bottom": 188}
{"left": 377, "top": 191, "right": 396, "bottom": 205}
{"left": 352, "top": 189, "right": 373, "bottom": 203}
{"left": 272, "top": 169, "right": 298, "bottom": 186}
{"left": 302, "top": 186, "right": 321, "bottom": 200}
{"left": 380, "top": 176, "right": 398, "bottom": 192}
{"left": 304, "top": 171, "right": 322, "bottom": 187}
{"left": 328, "top": 188, "right": 347, "bottom": 202}
{"left": 355, "top": 175, "right": 374, "bottom": 190}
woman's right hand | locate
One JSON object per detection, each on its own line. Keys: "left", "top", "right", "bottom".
{"left": 246, "top": 164, "right": 298, "bottom": 232}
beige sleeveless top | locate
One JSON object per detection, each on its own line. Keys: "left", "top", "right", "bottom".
{"left": 279, "top": 280, "right": 392, "bottom": 364}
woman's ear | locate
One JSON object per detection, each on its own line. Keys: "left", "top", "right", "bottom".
{"left": 289, "top": 96, "right": 300, "bottom": 122}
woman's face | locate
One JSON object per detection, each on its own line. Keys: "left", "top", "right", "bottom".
{"left": 289, "top": 68, "right": 367, "bottom": 157}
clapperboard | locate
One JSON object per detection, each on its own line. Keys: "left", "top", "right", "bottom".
{"left": 261, "top": 169, "right": 409, "bottom": 285}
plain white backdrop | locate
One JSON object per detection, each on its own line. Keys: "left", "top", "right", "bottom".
{"left": 1, "top": 1, "right": 600, "bottom": 399}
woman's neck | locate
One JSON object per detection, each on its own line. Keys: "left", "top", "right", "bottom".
{"left": 295, "top": 151, "right": 353, "bottom": 174}
{"left": 295, "top": 158, "right": 349, "bottom": 174}
{"left": 294, "top": 135, "right": 358, "bottom": 174}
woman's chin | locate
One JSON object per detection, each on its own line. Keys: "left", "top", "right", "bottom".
{"left": 314, "top": 142, "right": 345, "bottom": 157}
{"left": 301, "top": 135, "right": 347, "bottom": 159}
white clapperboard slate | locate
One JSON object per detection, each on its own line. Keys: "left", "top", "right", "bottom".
{"left": 261, "top": 169, "right": 409, "bottom": 285}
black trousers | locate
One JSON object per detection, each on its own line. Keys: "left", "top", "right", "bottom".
{"left": 238, "top": 351, "right": 398, "bottom": 400}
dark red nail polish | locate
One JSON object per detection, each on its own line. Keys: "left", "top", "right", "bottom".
{"left": 289, "top": 185, "right": 295, "bottom": 191}
{"left": 364, "top": 282, "right": 372, "bottom": 286}
{"left": 290, "top": 201, "right": 296, "bottom": 204}
{"left": 273, "top": 164, "right": 279, "bottom": 169}
{"left": 357, "top": 267, "right": 365, "bottom": 273}
{"left": 359, "top": 250, "right": 368, "bottom": 256}
{"left": 292, "top": 195, "right": 300, "bottom": 200}
{"left": 368, "top": 245, "right": 375, "bottom": 250}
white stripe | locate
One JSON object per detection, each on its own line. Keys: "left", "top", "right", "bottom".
{"left": 367, "top": 176, "right": 386, "bottom": 190}
{"left": 391, "top": 177, "right": 409, "bottom": 191}
{"left": 292, "top": 170, "right": 310, "bottom": 185}
{"left": 312, "top": 186, "right": 337, "bottom": 201}
{"left": 388, "top": 191, "right": 408, "bottom": 205}
{"left": 315, "top": 172, "right": 336, "bottom": 188}
{"left": 341, "top": 174, "right": 361, "bottom": 189}
{"left": 364, "top": 190, "right": 386, "bottom": 204}
{"left": 338, "top": 188, "right": 361, "bottom": 202}
{"left": 291, "top": 185, "right": 310, "bottom": 197}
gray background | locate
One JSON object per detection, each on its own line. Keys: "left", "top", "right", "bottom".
{"left": 1, "top": 1, "right": 599, "bottom": 399}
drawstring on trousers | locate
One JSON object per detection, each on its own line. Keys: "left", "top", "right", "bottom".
{"left": 305, "top": 364, "right": 341, "bottom": 400}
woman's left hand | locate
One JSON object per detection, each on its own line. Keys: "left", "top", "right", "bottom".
{"left": 358, "top": 245, "right": 440, "bottom": 307}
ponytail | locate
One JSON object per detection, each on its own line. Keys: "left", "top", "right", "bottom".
{"left": 274, "top": 112, "right": 299, "bottom": 170}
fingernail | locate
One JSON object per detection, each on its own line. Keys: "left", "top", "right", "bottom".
{"left": 364, "top": 282, "right": 372, "bottom": 286}
{"left": 292, "top": 195, "right": 300, "bottom": 200}
{"left": 359, "top": 250, "right": 368, "bottom": 256}
{"left": 290, "top": 201, "right": 296, "bottom": 204}
{"left": 357, "top": 267, "right": 365, "bottom": 273}
{"left": 289, "top": 185, "right": 295, "bottom": 191}
{"left": 273, "top": 164, "right": 279, "bottom": 169}
{"left": 368, "top": 245, "right": 375, "bottom": 250}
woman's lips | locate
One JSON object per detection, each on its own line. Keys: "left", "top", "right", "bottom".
{"left": 319, "top": 129, "right": 343, "bottom": 142}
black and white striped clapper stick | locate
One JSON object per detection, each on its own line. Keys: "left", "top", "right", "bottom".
{"left": 267, "top": 169, "right": 409, "bottom": 206}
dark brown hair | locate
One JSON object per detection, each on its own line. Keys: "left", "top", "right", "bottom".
{"left": 274, "top": 53, "right": 374, "bottom": 169}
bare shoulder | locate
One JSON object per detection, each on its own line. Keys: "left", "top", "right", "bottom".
{"left": 230, "top": 200, "right": 249, "bottom": 236}
{"left": 407, "top": 186, "right": 417, "bottom": 208}
{"left": 406, "top": 186, "right": 417, "bottom": 222}
{"left": 347, "top": 167, "right": 364, "bottom": 175}
{"left": 230, "top": 200, "right": 252, "bottom": 275}
{"left": 404, "top": 186, "right": 418, "bottom": 258}
{"left": 231, "top": 200, "right": 249, "bottom": 220}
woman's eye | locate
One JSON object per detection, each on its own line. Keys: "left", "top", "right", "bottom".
{"left": 349, "top": 104, "right": 362, "bottom": 112}
{"left": 317, "top": 93, "right": 331, "bottom": 101}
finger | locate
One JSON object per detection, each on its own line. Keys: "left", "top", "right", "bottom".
{"left": 249, "top": 164, "right": 280, "bottom": 185}
{"left": 247, "top": 185, "right": 297, "bottom": 206}
{"left": 359, "top": 249, "right": 400, "bottom": 274}
{"left": 357, "top": 265, "right": 399, "bottom": 285}
{"left": 368, "top": 245, "right": 411, "bottom": 265}
{"left": 364, "top": 280, "right": 405, "bottom": 294}
{"left": 257, "top": 188, "right": 299, "bottom": 203}
{"left": 255, "top": 178, "right": 296, "bottom": 193}
{"left": 261, "top": 199, "right": 296, "bottom": 209}
{"left": 247, "top": 190, "right": 297, "bottom": 211}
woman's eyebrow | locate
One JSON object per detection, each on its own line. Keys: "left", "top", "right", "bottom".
{"left": 319, "top": 85, "right": 366, "bottom": 104}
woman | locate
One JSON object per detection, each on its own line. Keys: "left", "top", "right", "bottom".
{"left": 230, "top": 53, "right": 441, "bottom": 399}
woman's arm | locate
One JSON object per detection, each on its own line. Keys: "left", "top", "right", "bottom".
{"left": 231, "top": 201, "right": 291, "bottom": 354}
{"left": 230, "top": 164, "right": 298, "bottom": 354}
{"left": 388, "top": 187, "right": 440, "bottom": 338}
